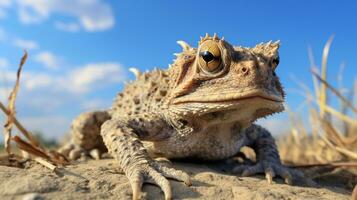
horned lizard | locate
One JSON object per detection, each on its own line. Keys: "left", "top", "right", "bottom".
{"left": 59, "top": 34, "right": 303, "bottom": 199}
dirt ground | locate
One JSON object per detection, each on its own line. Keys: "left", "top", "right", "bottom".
{"left": 0, "top": 158, "right": 353, "bottom": 200}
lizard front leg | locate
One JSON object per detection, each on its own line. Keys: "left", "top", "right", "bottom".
{"left": 233, "top": 124, "right": 304, "bottom": 185}
{"left": 58, "top": 111, "right": 110, "bottom": 160}
{"left": 101, "top": 117, "right": 191, "bottom": 200}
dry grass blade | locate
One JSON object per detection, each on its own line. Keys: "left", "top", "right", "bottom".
{"left": 312, "top": 70, "right": 357, "bottom": 114}
{"left": 341, "top": 135, "right": 357, "bottom": 145}
{"left": 321, "top": 136, "right": 357, "bottom": 160}
{"left": 3, "top": 51, "right": 28, "bottom": 155}
{"left": 309, "top": 108, "right": 320, "bottom": 140}
{"left": 307, "top": 46, "right": 320, "bottom": 102}
{"left": 48, "top": 150, "right": 69, "bottom": 165}
{"left": 34, "top": 157, "right": 58, "bottom": 172}
{"left": 0, "top": 51, "right": 69, "bottom": 168}
{"left": 288, "top": 161, "right": 357, "bottom": 168}
{"left": 0, "top": 101, "right": 40, "bottom": 147}
{"left": 12, "top": 136, "right": 68, "bottom": 165}
{"left": 323, "top": 104, "right": 357, "bottom": 126}
{"left": 13, "top": 136, "right": 65, "bottom": 171}
{"left": 0, "top": 102, "right": 40, "bottom": 147}
{"left": 12, "top": 136, "right": 51, "bottom": 160}
{"left": 319, "top": 35, "right": 334, "bottom": 118}
{"left": 320, "top": 117, "right": 351, "bottom": 147}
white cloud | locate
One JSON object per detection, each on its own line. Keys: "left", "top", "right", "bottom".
{"left": 0, "top": 0, "right": 12, "bottom": 7}
{"left": 34, "top": 51, "right": 62, "bottom": 69}
{"left": 0, "top": 27, "right": 6, "bottom": 42}
{"left": 20, "top": 115, "right": 72, "bottom": 139}
{"left": 0, "top": 87, "right": 9, "bottom": 102}
{"left": 0, "top": 9, "right": 7, "bottom": 19}
{"left": 0, "top": 57, "right": 9, "bottom": 69}
{"left": 19, "top": 62, "right": 127, "bottom": 93}
{"left": 16, "top": 0, "right": 115, "bottom": 32}
{"left": 13, "top": 38, "right": 39, "bottom": 50}
{"left": 22, "top": 72, "right": 53, "bottom": 90}
{"left": 17, "top": 0, "right": 50, "bottom": 24}
{"left": 65, "top": 62, "right": 126, "bottom": 93}
{"left": 0, "top": 0, "right": 12, "bottom": 19}
{"left": 81, "top": 99, "right": 108, "bottom": 111}
{"left": 1, "top": 70, "right": 17, "bottom": 82}
{"left": 257, "top": 116, "right": 290, "bottom": 136}
{"left": 0, "top": 61, "right": 127, "bottom": 139}
{"left": 54, "top": 21, "right": 80, "bottom": 32}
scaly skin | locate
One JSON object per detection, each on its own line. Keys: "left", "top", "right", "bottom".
{"left": 59, "top": 34, "right": 305, "bottom": 199}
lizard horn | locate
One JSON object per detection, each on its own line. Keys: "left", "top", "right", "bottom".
{"left": 177, "top": 40, "right": 191, "bottom": 51}
{"left": 129, "top": 67, "right": 141, "bottom": 78}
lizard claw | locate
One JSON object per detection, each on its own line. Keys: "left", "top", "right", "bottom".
{"left": 58, "top": 143, "right": 83, "bottom": 160}
{"left": 233, "top": 161, "right": 299, "bottom": 185}
{"left": 58, "top": 142, "right": 102, "bottom": 160}
{"left": 128, "top": 161, "right": 191, "bottom": 200}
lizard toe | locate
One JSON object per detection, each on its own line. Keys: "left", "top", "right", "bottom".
{"left": 146, "top": 168, "right": 172, "bottom": 200}
{"left": 240, "top": 163, "right": 264, "bottom": 177}
{"left": 58, "top": 143, "right": 75, "bottom": 157}
{"left": 89, "top": 148, "right": 102, "bottom": 160}
{"left": 129, "top": 170, "right": 144, "bottom": 200}
{"left": 68, "top": 146, "right": 84, "bottom": 160}
{"left": 153, "top": 162, "right": 192, "bottom": 186}
{"left": 232, "top": 162, "right": 295, "bottom": 185}
{"left": 127, "top": 163, "right": 173, "bottom": 200}
{"left": 264, "top": 166, "right": 276, "bottom": 184}
{"left": 273, "top": 165, "right": 293, "bottom": 185}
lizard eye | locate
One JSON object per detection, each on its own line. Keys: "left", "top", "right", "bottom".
{"left": 271, "top": 55, "right": 280, "bottom": 70}
{"left": 198, "top": 40, "right": 222, "bottom": 73}
{"left": 201, "top": 51, "right": 215, "bottom": 62}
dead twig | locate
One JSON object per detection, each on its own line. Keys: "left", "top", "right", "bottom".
{"left": 12, "top": 135, "right": 68, "bottom": 165}
{"left": 12, "top": 136, "right": 51, "bottom": 160}
{"left": 287, "top": 161, "right": 357, "bottom": 168}
{"left": 34, "top": 157, "right": 58, "bottom": 172}
{"left": 3, "top": 51, "right": 28, "bottom": 155}
{"left": 0, "top": 51, "right": 69, "bottom": 168}
{"left": 321, "top": 136, "right": 357, "bottom": 160}
{"left": 311, "top": 69, "right": 357, "bottom": 114}
{"left": 0, "top": 101, "right": 40, "bottom": 147}
{"left": 318, "top": 35, "right": 334, "bottom": 118}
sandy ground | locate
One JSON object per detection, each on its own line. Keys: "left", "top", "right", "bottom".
{"left": 0, "top": 159, "right": 353, "bottom": 200}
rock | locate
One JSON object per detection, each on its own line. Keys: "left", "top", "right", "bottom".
{"left": 22, "top": 193, "right": 44, "bottom": 200}
{"left": 0, "top": 159, "right": 351, "bottom": 200}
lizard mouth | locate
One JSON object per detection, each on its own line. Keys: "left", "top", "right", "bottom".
{"left": 172, "top": 89, "right": 284, "bottom": 104}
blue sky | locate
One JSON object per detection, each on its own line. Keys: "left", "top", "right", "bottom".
{"left": 0, "top": 0, "right": 356, "bottom": 139}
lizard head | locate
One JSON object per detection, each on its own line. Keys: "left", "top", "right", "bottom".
{"left": 168, "top": 33, "right": 284, "bottom": 126}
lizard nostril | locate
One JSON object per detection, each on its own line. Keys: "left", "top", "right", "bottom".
{"left": 241, "top": 67, "right": 249, "bottom": 75}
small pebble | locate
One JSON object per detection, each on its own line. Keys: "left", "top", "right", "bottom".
{"left": 22, "top": 193, "right": 44, "bottom": 200}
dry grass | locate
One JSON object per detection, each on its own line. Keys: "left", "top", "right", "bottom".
{"left": 278, "top": 37, "right": 357, "bottom": 166}
{"left": 0, "top": 51, "right": 68, "bottom": 170}
{"left": 2, "top": 51, "right": 28, "bottom": 155}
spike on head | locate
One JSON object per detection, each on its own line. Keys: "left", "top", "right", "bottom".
{"left": 198, "top": 33, "right": 223, "bottom": 45}
{"left": 177, "top": 40, "right": 191, "bottom": 51}
{"left": 129, "top": 67, "right": 141, "bottom": 78}
{"left": 252, "top": 40, "right": 280, "bottom": 57}
{"left": 205, "top": 33, "right": 209, "bottom": 39}
{"left": 213, "top": 33, "right": 218, "bottom": 40}
{"left": 273, "top": 40, "right": 281, "bottom": 46}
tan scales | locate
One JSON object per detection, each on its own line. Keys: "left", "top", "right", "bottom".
{"left": 59, "top": 34, "right": 305, "bottom": 200}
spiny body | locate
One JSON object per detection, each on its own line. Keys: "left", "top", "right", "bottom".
{"left": 60, "top": 34, "right": 303, "bottom": 200}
